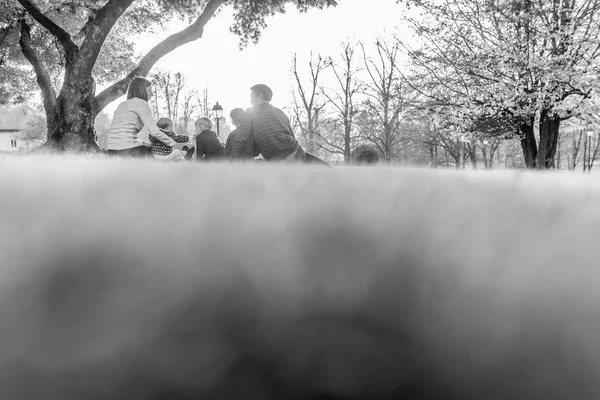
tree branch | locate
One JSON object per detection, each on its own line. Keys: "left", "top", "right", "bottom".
{"left": 77, "top": 0, "right": 136, "bottom": 78}
{"left": 19, "top": 20, "right": 57, "bottom": 122}
{"left": 94, "top": 0, "right": 227, "bottom": 112}
{"left": 17, "top": 0, "right": 77, "bottom": 56}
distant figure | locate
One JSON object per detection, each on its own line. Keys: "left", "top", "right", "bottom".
{"left": 225, "top": 108, "right": 258, "bottom": 160}
{"left": 194, "top": 117, "right": 225, "bottom": 161}
{"left": 229, "top": 84, "right": 329, "bottom": 165}
{"left": 352, "top": 145, "right": 380, "bottom": 165}
{"left": 150, "top": 118, "right": 191, "bottom": 161}
{"left": 102, "top": 77, "right": 175, "bottom": 158}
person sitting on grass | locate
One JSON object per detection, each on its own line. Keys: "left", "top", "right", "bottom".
{"left": 102, "top": 77, "right": 175, "bottom": 158}
{"left": 225, "top": 108, "right": 258, "bottom": 161}
{"left": 195, "top": 117, "right": 225, "bottom": 161}
{"left": 229, "top": 84, "right": 329, "bottom": 166}
{"left": 150, "top": 118, "right": 193, "bottom": 161}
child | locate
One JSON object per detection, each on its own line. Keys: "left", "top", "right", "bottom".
{"left": 194, "top": 117, "right": 225, "bottom": 161}
{"left": 150, "top": 117, "right": 194, "bottom": 161}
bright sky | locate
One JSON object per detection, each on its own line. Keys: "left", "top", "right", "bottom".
{"left": 100, "top": 0, "right": 407, "bottom": 122}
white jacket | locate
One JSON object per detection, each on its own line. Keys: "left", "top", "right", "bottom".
{"left": 100, "top": 98, "right": 175, "bottom": 150}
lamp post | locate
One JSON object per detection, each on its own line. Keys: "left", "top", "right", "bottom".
{"left": 212, "top": 101, "right": 223, "bottom": 139}
{"left": 586, "top": 129, "right": 594, "bottom": 172}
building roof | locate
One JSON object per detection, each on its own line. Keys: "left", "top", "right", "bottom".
{"left": 0, "top": 110, "right": 19, "bottom": 132}
{"left": 0, "top": 104, "right": 36, "bottom": 132}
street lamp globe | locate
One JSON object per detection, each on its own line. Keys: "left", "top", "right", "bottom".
{"left": 212, "top": 102, "right": 223, "bottom": 120}
{"left": 586, "top": 130, "right": 594, "bottom": 138}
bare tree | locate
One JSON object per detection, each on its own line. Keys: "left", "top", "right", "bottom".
{"left": 171, "top": 72, "right": 185, "bottom": 127}
{"left": 178, "top": 88, "right": 198, "bottom": 134}
{"left": 197, "top": 87, "right": 211, "bottom": 117}
{"left": 320, "top": 41, "right": 363, "bottom": 163}
{"left": 481, "top": 138, "right": 502, "bottom": 169}
{"left": 592, "top": 138, "right": 600, "bottom": 171}
{"left": 566, "top": 129, "right": 585, "bottom": 171}
{"left": 358, "top": 38, "right": 406, "bottom": 162}
{"left": 150, "top": 70, "right": 172, "bottom": 119}
{"left": 291, "top": 52, "right": 327, "bottom": 154}
{"left": 150, "top": 70, "right": 186, "bottom": 128}
{"left": 584, "top": 132, "right": 600, "bottom": 171}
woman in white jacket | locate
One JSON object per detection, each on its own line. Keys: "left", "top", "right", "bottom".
{"left": 100, "top": 77, "right": 175, "bottom": 158}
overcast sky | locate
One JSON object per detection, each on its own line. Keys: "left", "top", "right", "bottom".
{"left": 100, "top": 0, "right": 409, "bottom": 121}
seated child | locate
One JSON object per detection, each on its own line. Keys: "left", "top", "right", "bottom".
{"left": 151, "top": 118, "right": 195, "bottom": 161}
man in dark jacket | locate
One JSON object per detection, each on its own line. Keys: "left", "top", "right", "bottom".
{"left": 194, "top": 117, "right": 224, "bottom": 161}
{"left": 229, "top": 84, "right": 329, "bottom": 165}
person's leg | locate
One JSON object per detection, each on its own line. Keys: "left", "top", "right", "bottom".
{"left": 182, "top": 146, "right": 195, "bottom": 161}
{"left": 107, "top": 148, "right": 136, "bottom": 157}
{"left": 166, "top": 149, "right": 185, "bottom": 161}
{"left": 131, "top": 146, "right": 151, "bottom": 159}
{"left": 152, "top": 154, "right": 169, "bottom": 161}
{"left": 152, "top": 150, "right": 184, "bottom": 162}
{"left": 286, "top": 147, "right": 330, "bottom": 166}
{"left": 277, "top": 148, "right": 301, "bottom": 164}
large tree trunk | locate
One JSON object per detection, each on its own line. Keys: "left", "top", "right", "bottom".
{"left": 454, "top": 138, "right": 461, "bottom": 169}
{"left": 519, "top": 119, "right": 537, "bottom": 169}
{"left": 537, "top": 110, "right": 560, "bottom": 169}
{"left": 41, "top": 35, "right": 101, "bottom": 152}
{"left": 430, "top": 143, "right": 438, "bottom": 168}
{"left": 45, "top": 77, "right": 99, "bottom": 152}
{"left": 482, "top": 146, "right": 489, "bottom": 169}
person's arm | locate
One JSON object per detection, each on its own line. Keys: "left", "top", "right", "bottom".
{"left": 229, "top": 111, "right": 254, "bottom": 159}
{"left": 137, "top": 126, "right": 151, "bottom": 146}
{"left": 136, "top": 101, "right": 175, "bottom": 147}
{"left": 171, "top": 133, "right": 191, "bottom": 143}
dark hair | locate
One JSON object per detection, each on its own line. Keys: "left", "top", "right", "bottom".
{"left": 230, "top": 108, "right": 245, "bottom": 120}
{"left": 127, "top": 77, "right": 151, "bottom": 101}
{"left": 250, "top": 84, "right": 273, "bottom": 102}
{"left": 157, "top": 117, "right": 173, "bottom": 130}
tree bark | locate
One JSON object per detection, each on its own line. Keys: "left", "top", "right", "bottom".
{"left": 519, "top": 119, "right": 537, "bottom": 169}
{"left": 469, "top": 143, "right": 477, "bottom": 169}
{"left": 537, "top": 111, "right": 560, "bottom": 169}
{"left": 482, "top": 145, "right": 489, "bottom": 169}
{"left": 344, "top": 121, "right": 351, "bottom": 164}
{"left": 46, "top": 76, "right": 98, "bottom": 152}
{"left": 454, "top": 138, "right": 461, "bottom": 169}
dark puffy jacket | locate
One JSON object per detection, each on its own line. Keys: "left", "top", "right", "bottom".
{"left": 195, "top": 130, "right": 224, "bottom": 161}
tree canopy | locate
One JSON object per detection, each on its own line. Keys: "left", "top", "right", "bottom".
{"left": 399, "top": 0, "right": 600, "bottom": 168}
